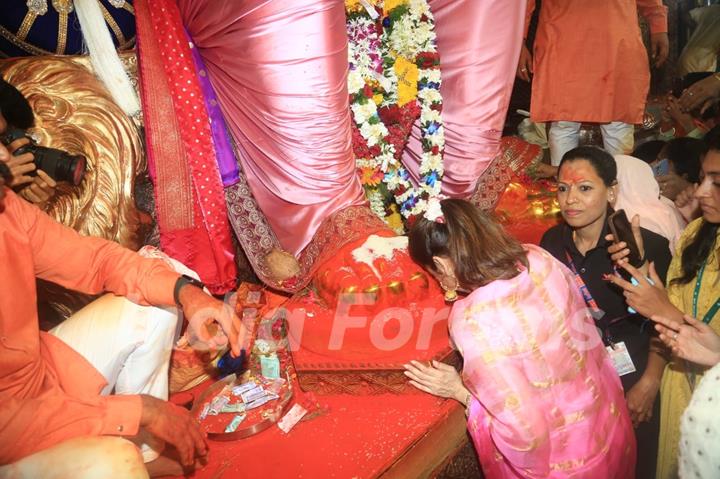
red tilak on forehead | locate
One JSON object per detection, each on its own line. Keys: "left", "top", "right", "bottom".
{"left": 558, "top": 164, "right": 590, "bottom": 184}
{"left": 558, "top": 173, "right": 587, "bottom": 184}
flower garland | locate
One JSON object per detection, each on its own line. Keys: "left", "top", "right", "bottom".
{"left": 346, "top": 0, "right": 445, "bottom": 230}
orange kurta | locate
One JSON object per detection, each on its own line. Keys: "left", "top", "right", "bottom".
{"left": 0, "top": 190, "right": 179, "bottom": 464}
{"left": 526, "top": 0, "right": 667, "bottom": 124}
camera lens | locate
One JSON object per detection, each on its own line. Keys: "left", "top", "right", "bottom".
{"left": 34, "top": 147, "right": 86, "bottom": 186}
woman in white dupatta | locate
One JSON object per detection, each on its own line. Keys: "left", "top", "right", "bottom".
{"left": 614, "top": 154, "right": 686, "bottom": 253}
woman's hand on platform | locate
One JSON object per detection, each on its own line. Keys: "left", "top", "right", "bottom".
{"left": 651, "top": 314, "right": 720, "bottom": 367}
{"left": 139, "top": 395, "right": 208, "bottom": 468}
{"left": 625, "top": 375, "right": 659, "bottom": 427}
{"left": 404, "top": 360, "right": 468, "bottom": 403}
{"left": 179, "top": 285, "right": 247, "bottom": 357}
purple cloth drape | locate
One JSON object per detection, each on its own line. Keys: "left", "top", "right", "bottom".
{"left": 186, "top": 28, "right": 240, "bottom": 187}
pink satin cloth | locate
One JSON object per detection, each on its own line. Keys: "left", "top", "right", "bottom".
{"left": 178, "top": 0, "right": 365, "bottom": 255}
{"left": 451, "top": 245, "right": 636, "bottom": 478}
{"left": 179, "top": 1, "right": 525, "bottom": 254}
{"left": 403, "top": 0, "right": 526, "bottom": 197}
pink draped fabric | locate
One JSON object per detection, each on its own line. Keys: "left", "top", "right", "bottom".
{"left": 177, "top": 0, "right": 365, "bottom": 256}
{"left": 403, "top": 0, "right": 526, "bottom": 197}
{"left": 451, "top": 245, "right": 636, "bottom": 478}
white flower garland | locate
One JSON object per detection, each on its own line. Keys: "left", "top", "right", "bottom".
{"left": 346, "top": 0, "right": 445, "bottom": 225}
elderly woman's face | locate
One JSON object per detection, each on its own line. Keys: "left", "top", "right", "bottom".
{"left": 557, "top": 159, "right": 614, "bottom": 231}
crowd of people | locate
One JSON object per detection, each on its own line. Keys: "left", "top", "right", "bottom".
{"left": 406, "top": 138, "right": 720, "bottom": 478}
{"left": 1, "top": 1, "right": 719, "bottom": 478}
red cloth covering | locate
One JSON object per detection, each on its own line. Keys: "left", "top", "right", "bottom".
{"left": 135, "top": 0, "right": 236, "bottom": 293}
{"left": 172, "top": 389, "right": 458, "bottom": 478}
{"left": 289, "top": 230, "right": 450, "bottom": 369}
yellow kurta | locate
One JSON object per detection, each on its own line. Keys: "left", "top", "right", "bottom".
{"left": 657, "top": 219, "right": 720, "bottom": 479}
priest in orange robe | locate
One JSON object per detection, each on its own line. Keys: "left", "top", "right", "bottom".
{"left": 517, "top": 0, "right": 669, "bottom": 165}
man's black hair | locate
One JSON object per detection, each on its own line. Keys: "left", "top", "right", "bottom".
{"left": 0, "top": 76, "right": 34, "bottom": 129}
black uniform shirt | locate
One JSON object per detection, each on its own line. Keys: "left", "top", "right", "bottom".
{"left": 540, "top": 221, "right": 672, "bottom": 389}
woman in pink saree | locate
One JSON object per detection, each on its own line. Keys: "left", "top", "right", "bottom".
{"left": 404, "top": 199, "right": 636, "bottom": 478}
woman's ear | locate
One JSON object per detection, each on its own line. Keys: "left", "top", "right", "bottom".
{"left": 608, "top": 183, "right": 619, "bottom": 207}
{"left": 432, "top": 256, "right": 454, "bottom": 278}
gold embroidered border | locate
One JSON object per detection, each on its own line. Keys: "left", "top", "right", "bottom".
{"left": 0, "top": 24, "right": 52, "bottom": 55}
{"left": 99, "top": 2, "right": 127, "bottom": 45}
{"left": 56, "top": 12, "right": 68, "bottom": 54}
{"left": 16, "top": 12, "right": 38, "bottom": 41}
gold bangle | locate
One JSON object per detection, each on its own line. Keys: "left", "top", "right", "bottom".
{"left": 464, "top": 391, "right": 472, "bottom": 417}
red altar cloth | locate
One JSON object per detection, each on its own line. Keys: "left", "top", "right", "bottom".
{"left": 173, "top": 390, "right": 463, "bottom": 478}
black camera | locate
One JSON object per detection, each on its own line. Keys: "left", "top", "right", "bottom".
{"left": 0, "top": 127, "right": 86, "bottom": 186}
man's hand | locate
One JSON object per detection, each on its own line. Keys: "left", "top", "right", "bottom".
{"left": 3, "top": 137, "right": 36, "bottom": 188}
{"left": 664, "top": 96, "right": 696, "bottom": 135}
{"left": 651, "top": 314, "right": 720, "bottom": 367}
{"left": 678, "top": 74, "right": 720, "bottom": 113}
{"left": 650, "top": 32, "right": 669, "bottom": 68}
{"left": 178, "top": 284, "right": 246, "bottom": 357}
{"left": 139, "top": 395, "right": 207, "bottom": 468}
{"left": 516, "top": 45, "right": 533, "bottom": 82}
{"left": 18, "top": 170, "right": 56, "bottom": 208}
{"left": 404, "top": 360, "right": 469, "bottom": 404}
{"left": 625, "top": 375, "right": 660, "bottom": 427}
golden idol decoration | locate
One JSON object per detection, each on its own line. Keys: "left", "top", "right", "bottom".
{"left": 0, "top": 53, "right": 145, "bottom": 250}
{"left": 1, "top": 53, "right": 145, "bottom": 319}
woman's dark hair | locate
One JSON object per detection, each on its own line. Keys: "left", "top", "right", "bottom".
{"left": 672, "top": 136, "right": 720, "bottom": 286}
{"left": 558, "top": 146, "right": 617, "bottom": 186}
{"left": 662, "top": 137, "right": 704, "bottom": 183}
{"left": 632, "top": 140, "right": 666, "bottom": 164}
{"left": 408, "top": 199, "right": 528, "bottom": 289}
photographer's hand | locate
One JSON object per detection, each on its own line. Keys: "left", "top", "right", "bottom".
{"left": 19, "top": 170, "right": 56, "bottom": 208}
{"left": 3, "top": 137, "right": 36, "bottom": 188}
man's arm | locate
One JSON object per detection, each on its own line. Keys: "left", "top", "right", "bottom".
{"left": 637, "top": 0, "right": 669, "bottom": 67}
{"left": 0, "top": 395, "right": 142, "bottom": 464}
{"left": 637, "top": 0, "right": 668, "bottom": 34}
{"left": 11, "top": 192, "right": 179, "bottom": 306}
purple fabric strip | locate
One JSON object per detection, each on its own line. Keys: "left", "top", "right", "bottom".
{"left": 185, "top": 28, "right": 240, "bottom": 187}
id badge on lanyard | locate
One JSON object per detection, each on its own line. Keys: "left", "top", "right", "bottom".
{"left": 565, "top": 251, "right": 636, "bottom": 376}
